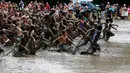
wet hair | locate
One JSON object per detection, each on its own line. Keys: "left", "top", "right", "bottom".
{"left": 28, "top": 19, "right": 32, "bottom": 24}
{"left": 3, "top": 13, "right": 7, "bottom": 18}
{"left": 92, "top": 15, "right": 97, "bottom": 20}
{"left": 78, "top": 14, "right": 83, "bottom": 19}
{"left": 19, "top": 13, "right": 22, "bottom": 17}
{"left": 30, "top": 25, "right": 35, "bottom": 31}
{"left": 2, "top": 19, "right": 7, "bottom": 23}
{"left": 49, "top": 9, "right": 55, "bottom": 15}
{"left": 98, "top": 17, "right": 101, "bottom": 20}
{"left": 93, "top": 23, "right": 98, "bottom": 28}
{"left": 62, "top": 31, "right": 66, "bottom": 35}
{"left": 16, "top": 21, "right": 21, "bottom": 26}
{"left": 15, "top": 13, "right": 18, "bottom": 17}
{"left": 0, "top": 13, "right": 3, "bottom": 18}
{"left": 97, "top": 25, "right": 102, "bottom": 31}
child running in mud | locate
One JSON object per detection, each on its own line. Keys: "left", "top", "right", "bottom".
{"left": 52, "top": 31, "right": 73, "bottom": 52}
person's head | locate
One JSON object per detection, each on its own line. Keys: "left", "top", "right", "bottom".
{"left": 3, "top": 13, "right": 7, "bottom": 18}
{"left": 107, "top": 2, "right": 110, "bottom": 5}
{"left": 116, "top": 3, "right": 118, "bottom": 6}
{"left": 78, "top": 14, "right": 84, "bottom": 19}
{"left": 70, "top": 0, "right": 73, "bottom": 3}
{"left": 2, "top": 0, "right": 5, "bottom": 2}
{"left": 15, "top": 13, "right": 19, "bottom": 17}
{"left": 68, "top": 8, "right": 73, "bottom": 14}
{"left": 49, "top": 9, "right": 55, "bottom": 15}
{"left": 124, "top": 4, "right": 126, "bottom": 7}
{"left": 46, "top": 2, "right": 48, "bottom": 4}
{"left": 93, "top": 22, "right": 98, "bottom": 29}
{"left": 23, "top": 30, "right": 29, "bottom": 36}
{"left": 35, "top": 0, "right": 37, "bottom": 3}
{"left": 62, "top": 31, "right": 67, "bottom": 36}
{"left": 76, "top": 2, "right": 78, "bottom": 5}
{"left": 16, "top": 21, "right": 22, "bottom": 27}
{"left": 97, "top": 24, "right": 102, "bottom": 31}
{"left": 30, "top": 25, "right": 35, "bottom": 31}
{"left": 59, "top": 11, "right": 62, "bottom": 16}
{"left": 101, "top": 3, "right": 104, "bottom": 5}
{"left": 93, "top": 15, "right": 97, "bottom": 20}
{"left": 68, "top": 23, "right": 73, "bottom": 28}
{"left": 20, "top": 0, "right": 23, "bottom": 3}
{"left": 8, "top": 1, "right": 11, "bottom": 3}
{"left": 30, "top": 1, "right": 33, "bottom": 4}
{"left": 113, "top": 4, "right": 115, "bottom": 6}
{"left": 53, "top": 6, "right": 55, "bottom": 8}
{"left": 28, "top": 19, "right": 32, "bottom": 25}
{"left": 2, "top": 19, "right": 7, "bottom": 24}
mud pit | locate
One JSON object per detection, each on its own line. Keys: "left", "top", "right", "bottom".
{"left": 0, "top": 20, "right": 130, "bottom": 73}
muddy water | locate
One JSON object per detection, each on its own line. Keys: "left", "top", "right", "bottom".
{"left": 0, "top": 20, "right": 130, "bottom": 73}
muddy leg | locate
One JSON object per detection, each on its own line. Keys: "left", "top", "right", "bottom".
{"left": 76, "top": 37, "right": 89, "bottom": 48}
{"left": 0, "top": 47, "right": 4, "bottom": 55}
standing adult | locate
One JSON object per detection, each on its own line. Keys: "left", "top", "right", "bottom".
{"left": 100, "top": 3, "right": 105, "bottom": 19}
{"left": 19, "top": 0, "right": 24, "bottom": 10}
{"left": 127, "top": 6, "right": 130, "bottom": 20}
{"left": 115, "top": 3, "right": 120, "bottom": 18}
{"left": 121, "top": 4, "right": 128, "bottom": 20}
{"left": 46, "top": 2, "right": 50, "bottom": 13}
{"left": 74, "top": 2, "right": 80, "bottom": 16}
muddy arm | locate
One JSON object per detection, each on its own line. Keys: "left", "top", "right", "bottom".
{"left": 42, "top": 37, "right": 50, "bottom": 42}
{"left": 87, "top": 18, "right": 93, "bottom": 24}
{"left": 111, "top": 24, "right": 118, "bottom": 27}
{"left": 76, "top": 27, "right": 86, "bottom": 35}
{"left": 19, "top": 44, "right": 30, "bottom": 53}
{"left": 52, "top": 37, "right": 60, "bottom": 44}
{"left": 112, "top": 26, "right": 117, "bottom": 30}
{"left": 85, "top": 28, "right": 94, "bottom": 35}
{"left": 63, "top": 27, "right": 73, "bottom": 40}
{"left": 60, "top": 21, "right": 66, "bottom": 28}
{"left": 48, "top": 28, "right": 55, "bottom": 37}
{"left": 67, "top": 36, "right": 75, "bottom": 46}
{"left": 30, "top": 30, "right": 36, "bottom": 42}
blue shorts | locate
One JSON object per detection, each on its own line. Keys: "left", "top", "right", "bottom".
{"left": 59, "top": 44, "right": 65, "bottom": 49}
